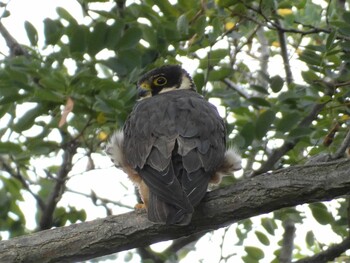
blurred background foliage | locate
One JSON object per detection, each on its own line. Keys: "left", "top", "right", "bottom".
{"left": 1, "top": 0, "right": 350, "bottom": 262}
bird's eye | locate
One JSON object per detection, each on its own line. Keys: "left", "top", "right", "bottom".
{"left": 153, "top": 76, "right": 167, "bottom": 86}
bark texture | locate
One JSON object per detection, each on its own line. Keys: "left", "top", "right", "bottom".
{"left": 1, "top": 159, "right": 350, "bottom": 263}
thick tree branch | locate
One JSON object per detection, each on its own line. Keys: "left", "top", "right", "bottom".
{"left": 1, "top": 159, "right": 350, "bottom": 263}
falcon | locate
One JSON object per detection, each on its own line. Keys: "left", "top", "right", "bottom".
{"left": 106, "top": 65, "right": 241, "bottom": 225}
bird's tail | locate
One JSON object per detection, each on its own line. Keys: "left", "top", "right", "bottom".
{"left": 147, "top": 191, "right": 193, "bottom": 225}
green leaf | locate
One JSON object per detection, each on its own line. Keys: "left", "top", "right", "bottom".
{"left": 250, "top": 85, "right": 269, "bottom": 95}
{"left": 141, "top": 25, "right": 157, "bottom": 47}
{"left": 24, "top": 21, "right": 38, "bottom": 46}
{"left": 343, "top": 11, "right": 350, "bottom": 24}
{"left": 301, "top": 70, "right": 319, "bottom": 83}
{"left": 326, "top": 30, "right": 337, "bottom": 50}
{"left": 299, "top": 49, "right": 322, "bottom": 66}
{"left": 44, "top": 18, "right": 63, "bottom": 45}
{"left": 211, "top": 17, "right": 221, "bottom": 39}
{"left": 193, "top": 73, "right": 205, "bottom": 91}
{"left": 240, "top": 122, "right": 255, "bottom": 147}
{"left": 255, "top": 109, "right": 275, "bottom": 139}
{"left": 248, "top": 97, "right": 271, "bottom": 107}
{"left": 309, "top": 203, "right": 334, "bottom": 225}
{"left": 0, "top": 142, "right": 22, "bottom": 155}
{"left": 152, "top": 0, "right": 179, "bottom": 17}
{"left": 12, "top": 104, "right": 44, "bottom": 133}
{"left": 261, "top": 217, "right": 277, "bottom": 235}
{"left": 56, "top": 7, "right": 77, "bottom": 24}
{"left": 245, "top": 246, "right": 264, "bottom": 260}
{"left": 210, "top": 49, "right": 229, "bottom": 63}
{"left": 117, "top": 27, "right": 142, "bottom": 50}
{"left": 195, "top": 15, "right": 207, "bottom": 36}
{"left": 26, "top": 140, "right": 58, "bottom": 156}
{"left": 269, "top": 75, "right": 284, "bottom": 92}
{"left": 69, "top": 25, "right": 88, "bottom": 54}
{"left": 289, "top": 127, "right": 312, "bottom": 139}
{"left": 88, "top": 22, "right": 108, "bottom": 56}
{"left": 305, "top": 231, "right": 315, "bottom": 247}
{"left": 207, "top": 68, "right": 231, "bottom": 81}
{"left": 276, "top": 112, "right": 301, "bottom": 133}
{"left": 177, "top": 14, "right": 189, "bottom": 35}
{"left": 106, "top": 20, "right": 124, "bottom": 49}
{"left": 255, "top": 231, "right": 270, "bottom": 245}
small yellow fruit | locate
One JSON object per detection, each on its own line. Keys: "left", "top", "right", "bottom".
{"left": 225, "top": 21, "right": 235, "bottom": 31}
{"left": 98, "top": 131, "right": 108, "bottom": 141}
{"left": 272, "top": 41, "right": 280, "bottom": 47}
{"left": 277, "top": 8, "right": 293, "bottom": 16}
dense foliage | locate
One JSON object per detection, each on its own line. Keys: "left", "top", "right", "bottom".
{"left": 1, "top": 0, "right": 350, "bottom": 262}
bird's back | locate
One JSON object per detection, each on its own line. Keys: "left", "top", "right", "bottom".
{"left": 123, "top": 89, "right": 226, "bottom": 225}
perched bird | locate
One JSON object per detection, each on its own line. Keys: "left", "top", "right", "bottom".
{"left": 106, "top": 65, "right": 241, "bottom": 225}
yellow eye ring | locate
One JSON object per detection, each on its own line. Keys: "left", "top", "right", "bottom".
{"left": 153, "top": 76, "right": 167, "bottom": 86}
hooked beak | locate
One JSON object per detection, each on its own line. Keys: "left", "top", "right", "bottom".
{"left": 137, "top": 81, "right": 151, "bottom": 98}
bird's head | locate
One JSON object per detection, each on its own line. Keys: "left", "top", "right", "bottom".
{"left": 137, "top": 65, "right": 196, "bottom": 99}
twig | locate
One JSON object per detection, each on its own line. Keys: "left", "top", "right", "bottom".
{"left": 274, "top": 18, "right": 293, "bottom": 85}
{"left": 295, "top": 236, "right": 350, "bottom": 263}
{"left": 223, "top": 78, "right": 250, "bottom": 99}
{"left": 66, "top": 188, "right": 134, "bottom": 210}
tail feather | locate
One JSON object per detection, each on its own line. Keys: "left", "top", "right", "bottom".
{"left": 147, "top": 191, "right": 193, "bottom": 225}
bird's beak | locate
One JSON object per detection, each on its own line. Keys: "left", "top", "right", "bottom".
{"left": 137, "top": 81, "right": 151, "bottom": 98}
